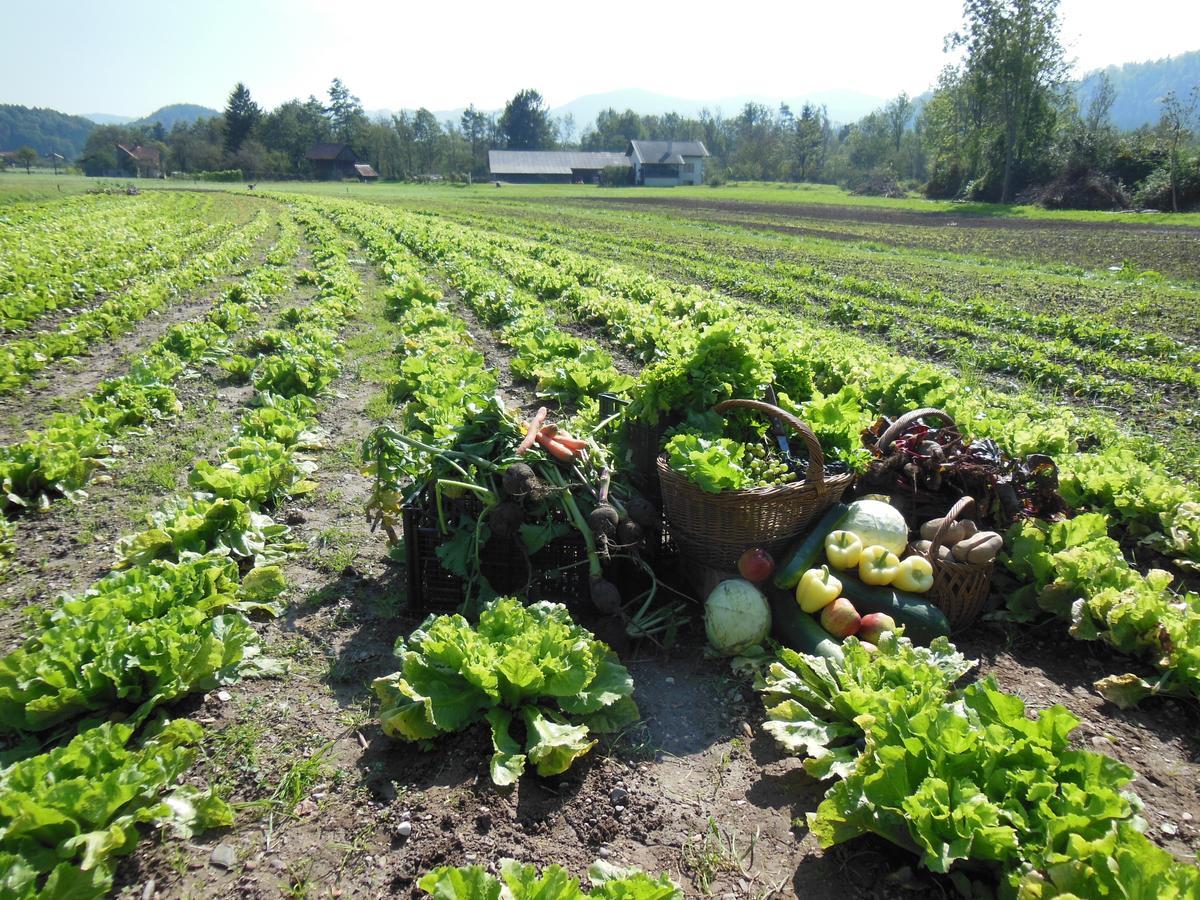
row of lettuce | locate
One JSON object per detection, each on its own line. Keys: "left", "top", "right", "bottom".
{"left": 0, "top": 202, "right": 267, "bottom": 396}
{"left": 0, "top": 192, "right": 223, "bottom": 333}
{"left": 0, "top": 209, "right": 286, "bottom": 582}
{"left": 757, "top": 635, "right": 1199, "bottom": 896}
{"left": 338, "top": 197, "right": 1199, "bottom": 706}
{"left": 0, "top": 204, "right": 356, "bottom": 898}
{"left": 446, "top": 205, "right": 1200, "bottom": 407}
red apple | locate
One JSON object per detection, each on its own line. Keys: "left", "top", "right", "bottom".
{"left": 858, "top": 612, "right": 897, "bottom": 644}
{"left": 737, "top": 548, "right": 775, "bottom": 584}
{"left": 819, "top": 597, "right": 861, "bottom": 638}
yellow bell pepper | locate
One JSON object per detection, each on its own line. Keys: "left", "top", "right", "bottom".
{"left": 796, "top": 565, "right": 842, "bottom": 613}
{"left": 824, "top": 530, "right": 863, "bottom": 569}
{"left": 858, "top": 545, "right": 901, "bottom": 586}
{"left": 893, "top": 556, "right": 935, "bottom": 593}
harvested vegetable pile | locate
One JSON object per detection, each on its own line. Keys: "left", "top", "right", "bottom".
{"left": 860, "top": 409, "right": 1070, "bottom": 524}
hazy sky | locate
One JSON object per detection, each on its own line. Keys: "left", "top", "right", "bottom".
{"left": 4, "top": 0, "right": 1197, "bottom": 116}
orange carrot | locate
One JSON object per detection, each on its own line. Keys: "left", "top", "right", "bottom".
{"left": 535, "top": 430, "right": 577, "bottom": 462}
{"left": 516, "top": 407, "right": 548, "bottom": 456}
{"left": 551, "top": 432, "right": 589, "bottom": 451}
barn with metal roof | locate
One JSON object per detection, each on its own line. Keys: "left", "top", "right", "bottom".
{"left": 487, "top": 150, "right": 630, "bottom": 184}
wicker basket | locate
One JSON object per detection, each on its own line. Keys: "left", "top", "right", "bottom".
{"left": 657, "top": 399, "right": 855, "bottom": 573}
{"left": 911, "top": 495, "right": 992, "bottom": 631}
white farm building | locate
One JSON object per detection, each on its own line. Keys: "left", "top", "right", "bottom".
{"left": 488, "top": 139, "right": 709, "bottom": 186}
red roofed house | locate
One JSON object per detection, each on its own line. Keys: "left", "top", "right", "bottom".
{"left": 117, "top": 143, "right": 163, "bottom": 178}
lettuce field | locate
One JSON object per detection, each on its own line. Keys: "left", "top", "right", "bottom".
{"left": 0, "top": 182, "right": 1198, "bottom": 899}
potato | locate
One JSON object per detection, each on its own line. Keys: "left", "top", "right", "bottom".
{"left": 951, "top": 531, "right": 1003, "bottom": 564}
{"left": 920, "top": 516, "right": 973, "bottom": 545}
{"left": 912, "top": 538, "right": 952, "bottom": 561}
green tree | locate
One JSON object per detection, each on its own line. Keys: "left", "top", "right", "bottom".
{"left": 498, "top": 89, "right": 554, "bottom": 150}
{"left": 412, "top": 108, "right": 442, "bottom": 173}
{"left": 326, "top": 78, "right": 367, "bottom": 146}
{"left": 223, "top": 82, "right": 260, "bottom": 156}
{"left": 791, "top": 103, "right": 829, "bottom": 181}
{"left": 15, "top": 145, "right": 37, "bottom": 173}
{"left": 259, "top": 97, "right": 331, "bottom": 172}
{"left": 883, "top": 93, "right": 914, "bottom": 153}
{"left": 1159, "top": 87, "right": 1199, "bottom": 212}
{"left": 460, "top": 105, "right": 490, "bottom": 175}
{"left": 948, "top": 0, "right": 1068, "bottom": 202}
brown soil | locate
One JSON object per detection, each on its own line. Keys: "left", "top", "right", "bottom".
{"left": 576, "top": 194, "right": 1200, "bottom": 235}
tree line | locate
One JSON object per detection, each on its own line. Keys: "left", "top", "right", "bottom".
{"left": 53, "top": 0, "right": 1200, "bottom": 209}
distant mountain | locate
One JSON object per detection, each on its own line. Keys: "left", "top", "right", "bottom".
{"left": 1077, "top": 50, "right": 1200, "bottom": 130}
{"left": 0, "top": 105, "right": 94, "bottom": 157}
{"left": 82, "top": 112, "right": 134, "bottom": 125}
{"left": 129, "top": 103, "right": 220, "bottom": 130}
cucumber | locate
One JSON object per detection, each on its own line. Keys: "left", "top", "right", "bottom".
{"left": 838, "top": 573, "right": 951, "bottom": 644}
{"left": 772, "top": 503, "right": 849, "bottom": 590}
{"left": 767, "top": 587, "right": 844, "bottom": 662}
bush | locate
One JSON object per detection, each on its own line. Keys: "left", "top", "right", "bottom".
{"left": 597, "top": 165, "right": 631, "bottom": 187}
{"left": 1132, "top": 158, "right": 1200, "bottom": 211}
{"left": 186, "top": 169, "right": 243, "bottom": 183}
{"left": 924, "top": 160, "right": 968, "bottom": 199}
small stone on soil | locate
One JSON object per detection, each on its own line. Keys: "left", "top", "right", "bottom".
{"left": 210, "top": 843, "right": 237, "bottom": 869}
{"left": 396, "top": 821, "right": 412, "bottom": 838}
{"left": 216, "top": 690, "right": 232, "bottom": 703}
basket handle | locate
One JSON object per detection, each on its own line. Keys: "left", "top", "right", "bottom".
{"left": 876, "top": 407, "right": 957, "bottom": 454}
{"left": 928, "top": 495, "right": 975, "bottom": 561}
{"left": 712, "top": 398, "right": 827, "bottom": 493}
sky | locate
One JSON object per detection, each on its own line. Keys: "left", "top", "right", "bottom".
{"left": 3, "top": 0, "right": 1198, "bottom": 117}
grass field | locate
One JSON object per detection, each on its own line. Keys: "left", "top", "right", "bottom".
{"left": 1, "top": 183, "right": 1198, "bottom": 899}
{"left": 8, "top": 171, "right": 1200, "bottom": 225}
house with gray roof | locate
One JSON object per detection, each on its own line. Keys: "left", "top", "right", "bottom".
{"left": 487, "top": 150, "right": 630, "bottom": 184}
{"left": 626, "top": 140, "right": 709, "bottom": 186}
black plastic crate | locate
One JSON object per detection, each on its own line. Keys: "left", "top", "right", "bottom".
{"left": 600, "top": 392, "right": 671, "bottom": 503}
{"left": 402, "top": 487, "right": 590, "bottom": 614}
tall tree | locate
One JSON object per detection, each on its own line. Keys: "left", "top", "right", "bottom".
{"left": 259, "top": 97, "right": 331, "bottom": 171}
{"left": 412, "top": 108, "right": 441, "bottom": 172}
{"left": 1159, "top": 87, "right": 1199, "bottom": 212}
{"left": 223, "top": 82, "right": 260, "bottom": 156}
{"left": 326, "top": 78, "right": 367, "bottom": 145}
{"left": 791, "top": 104, "right": 828, "bottom": 181}
{"left": 498, "top": 89, "right": 554, "bottom": 150}
{"left": 883, "top": 93, "right": 914, "bottom": 153}
{"left": 15, "top": 146, "right": 37, "bottom": 173}
{"left": 460, "top": 105, "right": 489, "bottom": 175}
{"left": 948, "top": 0, "right": 1068, "bottom": 202}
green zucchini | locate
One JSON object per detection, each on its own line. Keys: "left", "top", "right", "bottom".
{"left": 838, "top": 573, "right": 951, "bottom": 644}
{"left": 772, "top": 503, "right": 849, "bottom": 590}
{"left": 767, "top": 587, "right": 844, "bottom": 662}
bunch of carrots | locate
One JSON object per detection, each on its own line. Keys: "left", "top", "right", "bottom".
{"left": 515, "top": 407, "right": 589, "bottom": 462}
